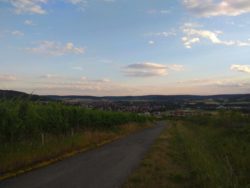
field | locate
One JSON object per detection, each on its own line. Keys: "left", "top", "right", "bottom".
{"left": 124, "top": 112, "right": 250, "bottom": 188}
{"left": 0, "top": 99, "right": 150, "bottom": 177}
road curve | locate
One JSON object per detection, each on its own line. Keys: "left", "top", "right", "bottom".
{"left": 0, "top": 121, "right": 165, "bottom": 188}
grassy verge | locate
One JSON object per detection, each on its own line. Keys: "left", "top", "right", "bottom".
{"left": 173, "top": 120, "right": 250, "bottom": 188}
{"left": 0, "top": 122, "right": 151, "bottom": 180}
{"left": 124, "top": 117, "right": 250, "bottom": 188}
{"left": 123, "top": 122, "right": 191, "bottom": 188}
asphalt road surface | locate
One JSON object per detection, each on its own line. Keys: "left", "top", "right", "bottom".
{"left": 0, "top": 121, "right": 165, "bottom": 188}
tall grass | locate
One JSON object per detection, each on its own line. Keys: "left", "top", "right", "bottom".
{"left": 124, "top": 112, "right": 250, "bottom": 188}
{"left": 0, "top": 99, "right": 148, "bottom": 143}
{"left": 172, "top": 112, "right": 250, "bottom": 188}
{"left": 0, "top": 99, "right": 149, "bottom": 175}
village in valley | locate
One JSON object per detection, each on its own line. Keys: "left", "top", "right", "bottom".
{"left": 57, "top": 94, "right": 250, "bottom": 118}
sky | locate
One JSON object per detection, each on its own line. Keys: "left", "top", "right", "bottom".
{"left": 1, "top": 0, "right": 250, "bottom": 96}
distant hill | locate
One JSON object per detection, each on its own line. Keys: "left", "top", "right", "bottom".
{"left": 1, "top": 89, "right": 250, "bottom": 102}
{"left": 0, "top": 90, "right": 46, "bottom": 101}
{"left": 45, "top": 93, "right": 250, "bottom": 102}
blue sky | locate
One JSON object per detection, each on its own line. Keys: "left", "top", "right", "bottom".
{"left": 1, "top": 0, "right": 250, "bottom": 96}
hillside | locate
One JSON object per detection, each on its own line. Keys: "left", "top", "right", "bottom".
{"left": 0, "top": 90, "right": 46, "bottom": 101}
{"left": 1, "top": 89, "right": 250, "bottom": 103}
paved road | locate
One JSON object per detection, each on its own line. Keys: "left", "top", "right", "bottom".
{"left": 0, "top": 121, "right": 165, "bottom": 188}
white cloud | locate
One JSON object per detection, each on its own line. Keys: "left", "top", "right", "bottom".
{"left": 72, "top": 66, "right": 83, "bottom": 71}
{"left": 103, "top": 0, "right": 115, "bottom": 2}
{"left": 67, "top": 0, "right": 86, "bottom": 3}
{"left": 146, "top": 30, "right": 176, "bottom": 38}
{"left": 0, "top": 74, "right": 17, "bottom": 81}
{"left": 182, "top": 37, "right": 200, "bottom": 48}
{"left": 40, "top": 74, "right": 59, "bottom": 79}
{"left": 184, "top": 0, "right": 250, "bottom": 17}
{"left": 182, "top": 23, "right": 250, "bottom": 48}
{"left": 11, "top": 30, "right": 24, "bottom": 36}
{"left": 6, "top": 0, "right": 115, "bottom": 15}
{"left": 24, "top": 20, "right": 34, "bottom": 25}
{"left": 231, "top": 64, "right": 250, "bottom": 73}
{"left": 123, "top": 62, "right": 184, "bottom": 77}
{"left": 81, "top": 76, "right": 110, "bottom": 83}
{"left": 66, "top": 0, "right": 88, "bottom": 10}
{"left": 169, "top": 64, "right": 185, "bottom": 71}
{"left": 99, "top": 59, "right": 113, "bottom": 64}
{"left": 8, "top": 0, "right": 87, "bottom": 14}
{"left": 91, "top": 78, "right": 111, "bottom": 83}
{"left": 10, "top": 0, "right": 47, "bottom": 14}
{"left": 148, "top": 40, "right": 155, "bottom": 45}
{"left": 178, "top": 76, "right": 250, "bottom": 89}
{"left": 160, "top": 10, "right": 171, "bottom": 14}
{"left": 27, "top": 41, "right": 85, "bottom": 56}
{"left": 147, "top": 9, "right": 171, "bottom": 14}
{"left": 66, "top": 0, "right": 114, "bottom": 11}
{"left": 123, "top": 62, "right": 168, "bottom": 77}
{"left": 101, "top": 78, "right": 111, "bottom": 82}
{"left": 81, "top": 76, "right": 87, "bottom": 80}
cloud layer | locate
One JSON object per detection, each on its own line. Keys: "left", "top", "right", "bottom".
{"left": 8, "top": 0, "right": 111, "bottom": 14}
{"left": 184, "top": 0, "right": 250, "bottom": 17}
{"left": 8, "top": 0, "right": 87, "bottom": 14}
{"left": 10, "top": 0, "right": 48, "bottom": 14}
{"left": 0, "top": 74, "right": 17, "bottom": 81}
{"left": 27, "top": 41, "right": 85, "bottom": 56}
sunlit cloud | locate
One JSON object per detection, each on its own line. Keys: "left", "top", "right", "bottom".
{"left": 184, "top": 0, "right": 250, "bottom": 17}
{"left": 123, "top": 62, "right": 184, "bottom": 77}
{"left": 169, "top": 64, "right": 184, "bottom": 71}
{"left": 80, "top": 76, "right": 110, "bottom": 83}
{"left": 11, "top": 30, "right": 24, "bottom": 36}
{"left": 27, "top": 41, "right": 85, "bottom": 56}
{"left": 24, "top": 20, "right": 34, "bottom": 25}
{"left": 10, "top": 0, "right": 48, "bottom": 14}
{"left": 123, "top": 62, "right": 168, "bottom": 77}
{"left": 180, "top": 76, "right": 250, "bottom": 86}
{"left": 66, "top": 0, "right": 88, "bottom": 10}
{"left": 231, "top": 64, "right": 250, "bottom": 73}
{"left": 182, "top": 23, "right": 250, "bottom": 48}
{"left": 0, "top": 74, "right": 17, "bottom": 81}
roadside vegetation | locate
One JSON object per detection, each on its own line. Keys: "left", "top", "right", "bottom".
{"left": 0, "top": 99, "right": 150, "bottom": 177}
{"left": 124, "top": 111, "right": 250, "bottom": 188}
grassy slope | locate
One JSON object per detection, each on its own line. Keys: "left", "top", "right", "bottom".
{"left": 124, "top": 119, "right": 250, "bottom": 188}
